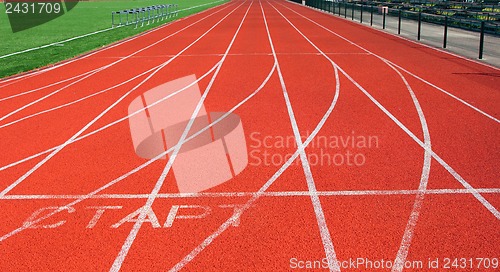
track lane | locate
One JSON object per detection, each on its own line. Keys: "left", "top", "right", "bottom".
{"left": 0, "top": 1, "right": 498, "bottom": 271}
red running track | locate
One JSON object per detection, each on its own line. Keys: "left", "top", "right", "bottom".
{"left": 0, "top": 0, "right": 498, "bottom": 271}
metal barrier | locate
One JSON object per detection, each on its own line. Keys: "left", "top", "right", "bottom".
{"left": 112, "top": 4, "right": 179, "bottom": 28}
{"left": 303, "top": 0, "right": 499, "bottom": 60}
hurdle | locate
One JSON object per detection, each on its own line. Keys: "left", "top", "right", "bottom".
{"left": 111, "top": 4, "right": 178, "bottom": 28}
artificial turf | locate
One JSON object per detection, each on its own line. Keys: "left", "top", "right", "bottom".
{"left": 0, "top": 0, "right": 228, "bottom": 78}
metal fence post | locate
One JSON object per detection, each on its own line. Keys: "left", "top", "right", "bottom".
{"left": 360, "top": 3, "right": 363, "bottom": 23}
{"left": 443, "top": 16, "right": 448, "bottom": 48}
{"left": 383, "top": 8, "right": 386, "bottom": 29}
{"left": 417, "top": 12, "right": 422, "bottom": 40}
{"left": 351, "top": 3, "right": 354, "bottom": 20}
{"left": 479, "top": 21, "right": 485, "bottom": 59}
{"left": 370, "top": 5, "right": 373, "bottom": 26}
{"left": 398, "top": 9, "right": 402, "bottom": 34}
{"left": 344, "top": 2, "right": 347, "bottom": 18}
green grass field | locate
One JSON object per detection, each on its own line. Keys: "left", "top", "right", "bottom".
{"left": 0, "top": 0, "right": 228, "bottom": 78}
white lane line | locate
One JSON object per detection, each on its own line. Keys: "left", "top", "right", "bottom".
{"left": 0, "top": 0, "right": 230, "bottom": 90}
{"left": 0, "top": 51, "right": 276, "bottom": 243}
{"left": 110, "top": 2, "right": 252, "bottom": 271}
{"left": 343, "top": 67, "right": 500, "bottom": 219}
{"left": 265, "top": 1, "right": 340, "bottom": 271}
{"left": 277, "top": 0, "right": 500, "bottom": 220}
{"left": 0, "top": 53, "right": 219, "bottom": 129}
{"left": 0, "top": 64, "right": 111, "bottom": 123}
{"left": 168, "top": 2, "right": 342, "bottom": 271}
{"left": 92, "top": 52, "right": 371, "bottom": 58}
{"left": 3, "top": 188, "right": 500, "bottom": 200}
{"left": 280, "top": 2, "right": 500, "bottom": 124}
{"left": 0, "top": 69, "right": 96, "bottom": 102}
{"left": 382, "top": 61, "right": 432, "bottom": 272}
{"left": 0, "top": 0, "right": 257, "bottom": 243}
{"left": 0, "top": 3, "right": 234, "bottom": 124}
{"left": 0, "top": 71, "right": 147, "bottom": 129}
{"left": 0, "top": 2, "right": 243, "bottom": 199}
{"left": 0, "top": 63, "right": 221, "bottom": 172}
{"left": 385, "top": 62, "right": 500, "bottom": 124}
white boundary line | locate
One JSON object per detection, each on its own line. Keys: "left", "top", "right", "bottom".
{"left": 266, "top": 1, "right": 340, "bottom": 271}
{"left": 0, "top": 0, "right": 229, "bottom": 87}
{"left": 0, "top": 68, "right": 98, "bottom": 102}
{"left": 380, "top": 61, "right": 432, "bottom": 272}
{"left": 168, "top": 1, "right": 342, "bottom": 270}
{"left": 283, "top": 1, "right": 500, "bottom": 124}
{"left": 0, "top": 3, "right": 234, "bottom": 124}
{"left": 0, "top": 2, "right": 240, "bottom": 199}
{"left": 110, "top": 2, "right": 251, "bottom": 270}
{"left": 0, "top": 52, "right": 277, "bottom": 243}
{"left": 0, "top": 0, "right": 264, "bottom": 244}
{"left": 277, "top": 0, "right": 500, "bottom": 220}
{"left": 3, "top": 188, "right": 499, "bottom": 200}
{"left": 0, "top": 63, "right": 222, "bottom": 171}
{"left": 0, "top": 27, "right": 117, "bottom": 60}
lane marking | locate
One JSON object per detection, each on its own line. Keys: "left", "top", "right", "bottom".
{"left": 0, "top": 0, "right": 230, "bottom": 90}
{"left": 382, "top": 61, "right": 432, "bottom": 272}
{"left": 0, "top": 1, "right": 263, "bottom": 244}
{"left": 0, "top": 56, "right": 276, "bottom": 242}
{"left": 168, "top": 1, "right": 342, "bottom": 271}
{"left": 0, "top": 0, "right": 227, "bottom": 61}
{"left": 265, "top": 1, "right": 340, "bottom": 271}
{"left": 0, "top": 2, "right": 242, "bottom": 199}
{"left": 0, "top": 64, "right": 220, "bottom": 172}
{"left": 0, "top": 3, "right": 235, "bottom": 124}
{"left": 280, "top": 1, "right": 500, "bottom": 124}
{"left": 110, "top": 2, "right": 252, "bottom": 271}
{"left": 276, "top": 0, "right": 500, "bottom": 220}
{"left": 3, "top": 188, "right": 499, "bottom": 200}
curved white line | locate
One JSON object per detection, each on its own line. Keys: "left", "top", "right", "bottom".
{"left": 278, "top": 0, "right": 500, "bottom": 220}
{"left": 279, "top": 1, "right": 499, "bottom": 124}
{"left": 0, "top": 3, "right": 234, "bottom": 124}
{"left": 0, "top": 0, "right": 261, "bottom": 244}
{"left": 0, "top": 58, "right": 276, "bottom": 243}
{"left": 0, "top": 62, "right": 221, "bottom": 172}
{"left": 0, "top": 1, "right": 244, "bottom": 199}
{"left": 169, "top": 2, "right": 342, "bottom": 271}
{"left": 0, "top": 68, "right": 95, "bottom": 103}
{"left": 381, "top": 60, "right": 432, "bottom": 272}
{"left": 110, "top": 3, "right": 253, "bottom": 270}
{"left": 266, "top": 1, "right": 340, "bottom": 271}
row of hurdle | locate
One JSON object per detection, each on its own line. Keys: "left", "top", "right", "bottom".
{"left": 112, "top": 4, "right": 179, "bottom": 28}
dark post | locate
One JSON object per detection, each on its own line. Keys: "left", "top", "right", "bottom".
{"left": 338, "top": 2, "right": 341, "bottom": 16}
{"left": 370, "top": 4, "right": 374, "bottom": 26}
{"left": 360, "top": 2, "right": 363, "bottom": 23}
{"left": 398, "top": 9, "right": 402, "bottom": 34}
{"left": 479, "top": 21, "right": 485, "bottom": 59}
{"left": 383, "top": 8, "right": 386, "bottom": 29}
{"left": 443, "top": 16, "right": 448, "bottom": 48}
{"left": 344, "top": 2, "right": 347, "bottom": 18}
{"left": 351, "top": 3, "right": 354, "bottom": 20}
{"left": 417, "top": 12, "right": 422, "bottom": 40}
